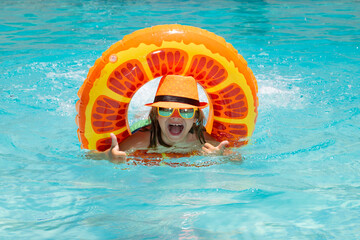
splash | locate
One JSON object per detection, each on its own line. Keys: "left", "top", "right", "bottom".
{"left": 257, "top": 73, "right": 306, "bottom": 110}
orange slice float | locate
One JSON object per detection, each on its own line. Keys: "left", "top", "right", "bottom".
{"left": 76, "top": 24, "right": 258, "bottom": 152}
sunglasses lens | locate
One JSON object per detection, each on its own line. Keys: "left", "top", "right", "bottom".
{"left": 158, "top": 107, "right": 173, "bottom": 117}
{"left": 158, "top": 107, "right": 196, "bottom": 119}
{"left": 179, "top": 108, "right": 195, "bottom": 119}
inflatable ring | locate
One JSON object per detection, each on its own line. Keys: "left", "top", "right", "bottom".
{"left": 76, "top": 24, "right": 258, "bottom": 151}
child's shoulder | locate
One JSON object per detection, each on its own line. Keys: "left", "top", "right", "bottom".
{"left": 119, "top": 127, "right": 151, "bottom": 151}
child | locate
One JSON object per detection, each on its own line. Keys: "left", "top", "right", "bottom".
{"left": 106, "top": 75, "right": 229, "bottom": 161}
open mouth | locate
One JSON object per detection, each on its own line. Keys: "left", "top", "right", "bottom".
{"left": 168, "top": 124, "right": 184, "bottom": 136}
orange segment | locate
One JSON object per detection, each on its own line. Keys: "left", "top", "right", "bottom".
{"left": 211, "top": 121, "right": 248, "bottom": 146}
{"left": 146, "top": 48, "right": 189, "bottom": 78}
{"left": 91, "top": 95, "right": 128, "bottom": 134}
{"left": 209, "top": 83, "right": 248, "bottom": 119}
{"left": 186, "top": 55, "right": 228, "bottom": 88}
{"left": 108, "top": 59, "right": 149, "bottom": 98}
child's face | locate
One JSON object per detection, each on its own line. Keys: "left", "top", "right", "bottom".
{"left": 157, "top": 108, "right": 196, "bottom": 145}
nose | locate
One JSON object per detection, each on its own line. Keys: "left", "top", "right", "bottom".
{"left": 171, "top": 109, "right": 181, "bottom": 118}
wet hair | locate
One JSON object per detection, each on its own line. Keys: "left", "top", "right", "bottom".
{"left": 146, "top": 107, "right": 206, "bottom": 148}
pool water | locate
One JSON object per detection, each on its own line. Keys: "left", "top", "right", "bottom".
{"left": 1, "top": 0, "right": 360, "bottom": 238}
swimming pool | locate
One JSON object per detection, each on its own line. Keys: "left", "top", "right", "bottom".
{"left": 1, "top": 0, "right": 359, "bottom": 238}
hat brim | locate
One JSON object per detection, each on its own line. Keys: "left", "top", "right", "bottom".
{"left": 145, "top": 101, "right": 208, "bottom": 109}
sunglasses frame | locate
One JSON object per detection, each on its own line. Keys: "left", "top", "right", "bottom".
{"left": 157, "top": 107, "right": 197, "bottom": 119}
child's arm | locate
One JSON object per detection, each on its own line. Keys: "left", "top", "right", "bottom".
{"left": 202, "top": 140, "right": 229, "bottom": 155}
{"left": 105, "top": 130, "right": 150, "bottom": 162}
{"left": 202, "top": 131, "right": 235, "bottom": 155}
{"left": 106, "top": 133, "right": 127, "bottom": 163}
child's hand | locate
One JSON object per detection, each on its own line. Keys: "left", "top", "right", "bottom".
{"left": 202, "top": 140, "right": 229, "bottom": 155}
{"left": 107, "top": 133, "right": 127, "bottom": 163}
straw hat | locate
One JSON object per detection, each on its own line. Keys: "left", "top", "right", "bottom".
{"left": 145, "top": 75, "right": 208, "bottom": 109}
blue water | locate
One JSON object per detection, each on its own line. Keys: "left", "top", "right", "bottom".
{"left": 1, "top": 0, "right": 360, "bottom": 239}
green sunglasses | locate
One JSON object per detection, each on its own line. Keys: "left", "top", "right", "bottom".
{"left": 157, "top": 107, "right": 197, "bottom": 119}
